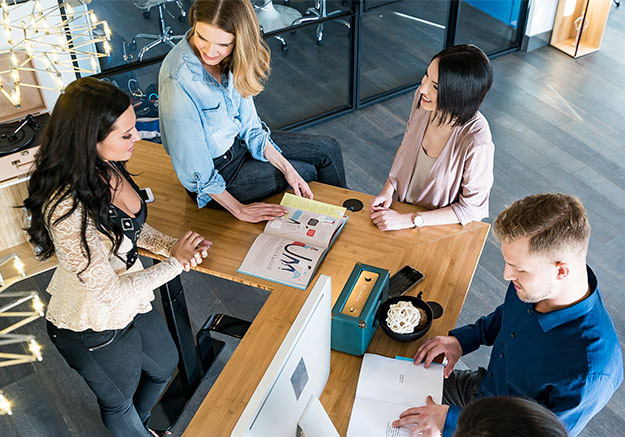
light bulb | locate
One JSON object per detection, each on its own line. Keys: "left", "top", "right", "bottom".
{"left": 89, "top": 11, "right": 97, "bottom": 24}
{"left": 29, "top": 339, "right": 42, "bottom": 361}
{"left": 0, "top": 392, "right": 12, "bottom": 416}
{"left": 103, "top": 40, "right": 111, "bottom": 56}
{"left": 103, "top": 22, "right": 111, "bottom": 40}
{"left": 90, "top": 54, "right": 97, "bottom": 71}
{"left": 11, "top": 88, "right": 20, "bottom": 105}
{"left": 54, "top": 74, "right": 64, "bottom": 89}
{"left": 13, "top": 256, "right": 25, "bottom": 276}
{"left": 32, "top": 295, "right": 45, "bottom": 316}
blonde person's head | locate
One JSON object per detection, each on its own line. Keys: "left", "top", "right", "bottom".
{"left": 189, "top": 0, "right": 270, "bottom": 97}
{"left": 493, "top": 193, "right": 591, "bottom": 261}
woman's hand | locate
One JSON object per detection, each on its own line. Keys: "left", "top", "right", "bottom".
{"left": 284, "top": 169, "right": 313, "bottom": 199}
{"left": 370, "top": 182, "right": 395, "bottom": 212}
{"left": 170, "top": 231, "right": 212, "bottom": 272}
{"left": 370, "top": 192, "right": 393, "bottom": 212}
{"left": 236, "top": 202, "right": 288, "bottom": 223}
{"left": 371, "top": 210, "right": 414, "bottom": 231}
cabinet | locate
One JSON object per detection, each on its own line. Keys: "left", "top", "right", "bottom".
{"left": 550, "top": 0, "right": 611, "bottom": 58}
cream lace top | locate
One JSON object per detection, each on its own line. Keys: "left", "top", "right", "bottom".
{"left": 45, "top": 195, "right": 183, "bottom": 331}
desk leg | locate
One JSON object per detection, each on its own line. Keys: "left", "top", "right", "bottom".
{"left": 150, "top": 267, "right": 224, "bottom": 431}
{"left": 159, "top": 274, "right": 202, "bottom": 393}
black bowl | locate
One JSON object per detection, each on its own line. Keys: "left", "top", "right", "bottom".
{"left": 377, "top": 295, "right": 435, "bottom": 342}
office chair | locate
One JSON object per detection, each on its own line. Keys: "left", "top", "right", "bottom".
{"left": 130, "top": 0, "right": 187, "bottom": 61}
{"left": 293, "top": 0, "right": 350, "bottom": 45}
{"left": 254, "top": 0, "right": 302, "bottom": 52}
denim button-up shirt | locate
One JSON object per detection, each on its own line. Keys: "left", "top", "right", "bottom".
{"left": 445, "top": 266, "right": 623, "bottom": 437}
{"left": 159, "top": 31, "right": 278, "bottom": 207}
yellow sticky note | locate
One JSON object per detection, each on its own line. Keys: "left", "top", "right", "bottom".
{"left": 280, "top": 193, "right": 346, "bottom": 218}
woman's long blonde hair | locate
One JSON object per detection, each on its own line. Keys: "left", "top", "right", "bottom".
{"left": 189, "top": 0, "right": 270, "bottom": 97}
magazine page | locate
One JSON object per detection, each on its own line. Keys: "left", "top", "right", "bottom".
{"left": 346, "top": 354, "right": 444, "bottom": 437}
{"left": 238, "top": 234, "right": 326, "bottom": 290}
{"left": 280, "top": 192, "right": 346, "bottom": 218}
{"left": 264, "top": 206, "right": 347, "bottom": 248}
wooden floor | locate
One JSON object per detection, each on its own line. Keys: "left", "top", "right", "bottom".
{"left": 2, "top": 4, "right": 625, "bottom": 437}
{"left": 302, "top": 6, "right": 625, "bottom": 436}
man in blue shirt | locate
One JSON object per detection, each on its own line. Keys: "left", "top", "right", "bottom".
{"left": 393, "top": 193, "right": 623, "bottom": 437}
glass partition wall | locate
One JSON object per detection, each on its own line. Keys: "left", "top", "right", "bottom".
{"left": 87, "top": 0, "right": 528, "bottom": 130}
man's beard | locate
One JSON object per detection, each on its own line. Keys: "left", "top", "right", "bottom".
{"left": 516, "top": 282, "right": 553, "bottom": 304}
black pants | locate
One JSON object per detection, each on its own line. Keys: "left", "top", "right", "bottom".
{"left": 47, "top": 309, "right": 178, "bottom": 436}
{"left": 187, "top": 130, "right": 347, "bottom": 207}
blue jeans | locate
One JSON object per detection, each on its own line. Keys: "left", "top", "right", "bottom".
{"left": 47, "top": 309, "right": 178, "bottom": 436}
{"left": 188, "top": 130, "right": 347, "bottom": 206}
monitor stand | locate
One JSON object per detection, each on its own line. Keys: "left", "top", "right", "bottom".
{"left": 297, "top": 395, "right": 340, "bottom": 437}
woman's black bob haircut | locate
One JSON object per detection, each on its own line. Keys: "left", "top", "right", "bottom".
{"left": 455, "top": 397, "right": 569, "bottom": 437}
{"left": 419, "top": 44, "right": 493, "bottom": 127}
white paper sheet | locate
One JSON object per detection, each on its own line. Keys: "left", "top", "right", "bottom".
{"left": 346, "top": 354, "right": 444, "bottom": 437}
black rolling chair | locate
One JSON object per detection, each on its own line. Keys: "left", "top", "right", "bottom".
{"left": 130, "top": 0, "right": 187, "bottom": 61}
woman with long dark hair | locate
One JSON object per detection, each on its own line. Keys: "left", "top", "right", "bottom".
{"left": 159, "top": 0, "right": 347, "bottom": 223}
{"left": 370, "top": 45, "right": 494, "bottom": 230}
{"left": 24, "top": 77, "right": 210, "bottom": 437}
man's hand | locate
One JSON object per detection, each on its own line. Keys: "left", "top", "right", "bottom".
{"left": 392, "top": 396, "right": 448, "bottom": 437}
{"left": 370, "top": 209, "right": 414, "bottom": 231}
{"left": 414, "top": 336, "right": 462, "bottom": 378}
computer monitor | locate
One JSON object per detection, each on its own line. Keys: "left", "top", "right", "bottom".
{"left": 232, "top": 275, "right": 339, "bottom": 437}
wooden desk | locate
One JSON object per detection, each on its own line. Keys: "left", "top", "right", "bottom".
{"left": 127, "top": 140, "right": 490, "bottom": 436}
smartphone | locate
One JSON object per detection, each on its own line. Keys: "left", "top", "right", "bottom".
{"left": 140, "top": 187, "right": 155, "bottom": 203}
{"left": 388, "top": 265, "right": 425, "bottom": 298}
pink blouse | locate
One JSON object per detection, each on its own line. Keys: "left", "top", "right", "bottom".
{"left": 388, "top": 90, "right": 494, "bottom": 225}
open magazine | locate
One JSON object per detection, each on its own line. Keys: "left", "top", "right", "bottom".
{"left": 347, "top": 353, "right": 444, "bottom": 437}
{"left": 238, "top": 193, "right": 348, "bottom": 290}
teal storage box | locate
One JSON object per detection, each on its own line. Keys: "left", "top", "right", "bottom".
{"left": 331, "top": 263, "right": 389, "bottom": 356}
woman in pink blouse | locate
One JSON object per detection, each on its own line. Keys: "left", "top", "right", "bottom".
{"left": 370, "top": 45, "right": 494, "bottom": 230}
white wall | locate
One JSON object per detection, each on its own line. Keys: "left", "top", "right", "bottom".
{"left": 525, "top": 0, "right": 559, "bottom": 36}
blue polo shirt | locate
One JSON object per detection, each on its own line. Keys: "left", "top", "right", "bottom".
{"left": 444, "top": 267, "right": 623, "bottom": 437}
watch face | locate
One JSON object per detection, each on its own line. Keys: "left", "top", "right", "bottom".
{"left": 414, "top": 214, "right": 424, "bottom": 227}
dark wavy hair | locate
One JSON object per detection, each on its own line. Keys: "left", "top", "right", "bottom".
{"left": 420, "top": 44, "right": 493, "bottom": 127}
{"left": 24, "top": 77, "right": 131, "bottom": 273}
{"left": 456, "top": 397, "right": 569, "bottom": 437}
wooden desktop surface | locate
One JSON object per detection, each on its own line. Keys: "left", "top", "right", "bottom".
{"left": 127, "top": 140, "right": 490, "bottom": 436}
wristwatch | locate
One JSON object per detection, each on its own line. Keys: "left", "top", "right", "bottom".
{"left": 412, "top": 213, "right": 424, "bottom": 228}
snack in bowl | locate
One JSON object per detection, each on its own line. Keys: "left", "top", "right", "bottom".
{"left": 385, "top": 300, "right": 428, "bottom": 334}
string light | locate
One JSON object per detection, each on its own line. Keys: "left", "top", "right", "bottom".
{"left": 0, "top": 391, "right": 12, "bottom": 415}
{"left": 0, "top": 0, "right": 113, "bottom": 107}
{"left": 32, "top": 295, "right": 44, "bottom": 316}
{"left": 28, "top": 339, "right": 42, "bottom": 361}
{"left": 13, "top": 256, "right": 25, "bottom": 277}
{"left": 0, "top": 254, "right": 46, "bottom": 416}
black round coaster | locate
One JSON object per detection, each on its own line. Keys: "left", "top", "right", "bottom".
{"left": 343, "top": 198, "right": 363, "bottom": 212}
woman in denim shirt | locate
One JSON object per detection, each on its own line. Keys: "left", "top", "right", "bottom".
{"left": 159, "top": 0, "right": 346, "bottom": 223}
